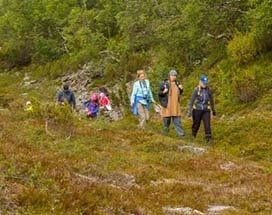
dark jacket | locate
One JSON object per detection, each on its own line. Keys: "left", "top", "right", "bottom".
{"left": 158, "top": 79, "right": 183, "bottom": 108}
{"left": 57, "top": 89, "right": 76, "bottom": 109}
{"left": 188, "top": 86, "right": 215, "bottom": 116}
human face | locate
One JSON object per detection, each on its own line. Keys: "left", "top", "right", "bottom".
{"left": 139, "top": 73, "right": 145, "bottom": 80}
{"left": 169, "top": 75, "right": 176, "bottom": 82}
{"left": 199, "top": 80, "right": 207, "bottom": 88}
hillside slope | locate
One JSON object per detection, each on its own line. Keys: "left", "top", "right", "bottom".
{"left": 0, "top": 66, "right": 271, "bottom": 214}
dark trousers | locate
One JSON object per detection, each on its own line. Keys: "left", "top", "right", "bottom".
{"left": 192, "top": 109, "right": 211, "bottom": 139}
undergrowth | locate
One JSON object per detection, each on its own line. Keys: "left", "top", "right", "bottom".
{"left": 0, "top": 55, "right": 271, "bottom": 214}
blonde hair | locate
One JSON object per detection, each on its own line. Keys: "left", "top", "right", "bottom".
{"left": 137, "top": 70, "right": 145, "bottom": 78}
{"left": 26, "top": 101, "right": 32, "bottom": 106}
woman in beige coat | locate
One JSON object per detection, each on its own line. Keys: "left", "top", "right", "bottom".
{"left": 158, "top": 70, "right": 185, "bottom": 137}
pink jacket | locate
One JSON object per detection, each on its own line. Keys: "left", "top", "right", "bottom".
{"left": 99, "top": 96, "right": 110, "bottom": 107}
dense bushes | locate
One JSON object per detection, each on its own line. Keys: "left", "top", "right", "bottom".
{"left": 0, "top": 0, "right": 271, "bottom": 105}
{"left": 248, "top": 0, "right": 272, "bottom": 53}
{"left": 227, "top": 32, "right": 257, "bottom": 65}
{"left": 232, "top": 68, "right": 259, "bottom": 102}
{"left": 0, "top": 0, "right": 254, "bottom": 72}
{"left": 213, "top": 52, "right": 272, "bottom": 106}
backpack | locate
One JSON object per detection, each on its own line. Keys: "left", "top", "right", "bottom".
{"left": 58, "top": 90, "right": 72, "bottom": 104}
{"left": 83, "top": 99, "right": 91, "bottom": 108}
{"left": 158, "top": 79, "right": 182, "bottom": 108}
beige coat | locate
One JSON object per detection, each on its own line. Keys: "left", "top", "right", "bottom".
{"left": 160, "top": 81, "right": 181, "bottom": 117}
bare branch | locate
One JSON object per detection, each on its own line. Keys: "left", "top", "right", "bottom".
{"left": 207, "top": 33, "right": 231, "bottom": 40}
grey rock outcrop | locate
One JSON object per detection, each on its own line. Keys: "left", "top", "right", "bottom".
{"left": 162, "top": 206, "right": 204, "bottom": 215}
{"left": 59, "top": 62, "right": 124, "bottom": 121}
{"left": 178, "top": 145, "right": 207, "bottom": 155}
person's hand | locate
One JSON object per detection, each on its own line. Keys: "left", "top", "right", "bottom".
{"left": 178, "top": 84, "right": 183, "bottom": 89}
{"left": 163, "top": 87, "right": 168, "bottom": 94}
{"left": 130, "top": 102, "right": 134, "bottom": 107}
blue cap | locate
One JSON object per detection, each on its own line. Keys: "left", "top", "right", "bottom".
{"left": 169, "top": 70, "right": 177, "bottom": 76}
{"left": 200, "top": 75, "right": 208, "bottom": 85}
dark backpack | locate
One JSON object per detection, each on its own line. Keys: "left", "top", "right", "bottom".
{"left": 83, "top": 99, "right": 91, "bottom": 108}
{"left": 158, "top": 80, "right": 168, "bottom": 108}
{"left": 59, "top": 90, "right": 72, "bottom": 103}
{"left": 158, "top": 79, "right": 183, "bottom": 108}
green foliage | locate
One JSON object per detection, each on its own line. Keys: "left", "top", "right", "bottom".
{"left": 215, "top": 112, "right": 272, "bottom": 161}
{"left": 41, "top": 103, "right": 74, "bottom": 123}
{"left": 0, "top": 0, "right": 252, "bottom": 74}
{"left": 227, "top": 32, "right": 257, "bottom": 65}
{"left": 247, "top": 0, "right": 272, "bottom": 53}
{"left": 63, "top": 8, "right": 106, "bottom": 54}
{"left": 214, "top": 53, "right": 272, "bottom": 104}
{"left": 116, "top": 1, "right": 156, "bottom": 52}
{"left": 0, "top": 0, "right": 79, "bottom": 68}
{"left": 1, "top": 1, "right": 272, "bottom": 213}
{"left": 0, "top": 10, "right": 32, "bottom": 67}
{"left": 232, "top": 68, "right": 259, "bottom": 102}
{"left": 27, "top": 53, "right": 92, "bottom": 79}
{"left": 0, "top": 0, "right": 262, "bottom": 93}
{"left": 32, "top": 37, "right": 63, "bottom": 63}
{"left": 19, "top": 95, "right": 74, "bottom": 126}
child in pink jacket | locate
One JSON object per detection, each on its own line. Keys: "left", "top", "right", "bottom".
{"left": 99, "top": 92, "right": 112, "bottom": 111}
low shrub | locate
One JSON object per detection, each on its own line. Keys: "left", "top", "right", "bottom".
{"left": 227, "top": 32, "right": 257, "bottom": 65}
{"left": 232, "top": 68, "right": 259, "bottom": 103}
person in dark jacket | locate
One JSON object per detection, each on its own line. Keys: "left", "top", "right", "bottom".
{"left": 158, "top": 70, "right": 184, "bottom": 137}
{"left": 188, "top": 75, "right": 216, "bottom": 142}
{"left": 57, "top": 83, "right": 76, "bottom": 110}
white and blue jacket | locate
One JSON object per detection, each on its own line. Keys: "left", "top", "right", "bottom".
{"left": 130, "top": 79, "right": 154, "bottom": 115}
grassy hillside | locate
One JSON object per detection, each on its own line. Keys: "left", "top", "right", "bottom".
{"left": 0, "top": 56, "right": 272, "bottom": 214}
{"left": 1, "top": 1, "right": 272, "bottom": 213}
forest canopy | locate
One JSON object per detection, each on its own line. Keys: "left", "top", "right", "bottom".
{"left": 0, "top": 0, "right": 271, "bottom": 75}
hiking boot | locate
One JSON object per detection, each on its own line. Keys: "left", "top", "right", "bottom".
{"left": 205, "top": 137, "right": 214, "bottom": 147}
{"left": 137, "top": 124, "right": 145, "bottom": 130}
{"left": 189, "top": 133, "right": 196, "bottom": 141}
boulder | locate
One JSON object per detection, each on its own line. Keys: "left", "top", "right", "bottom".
{"left": 58, "top": 63, "right": 124, "bottom": 121}
{"left": 162, "top": 206, "right": 204, "bottom": 215}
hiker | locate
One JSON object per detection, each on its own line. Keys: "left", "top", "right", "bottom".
{"left": 84, "top": 92, "right": 100, "bottom": 118}
{"left": 130, "top": 69, "right": 155, "bottom": 129}
{"left": 56, "top": 83, "right": 76, "bottom": 110}
{"left": 25, "top": 101, "right": 33, "bottom": 112}
{"left": 158, "top": 70, "right": 185, "bottom": 137}
{"left": 188, "top": 75, "right": 216, "bottom": 142}
{"left": 99, "top": 92, "right": 112, "bottom": 111}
